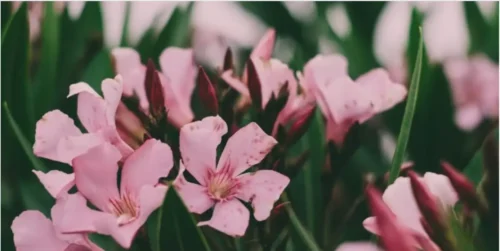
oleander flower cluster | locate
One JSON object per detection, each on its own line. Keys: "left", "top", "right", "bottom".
{"left": 9, "top": 25, "right": 498, "bottom": 251}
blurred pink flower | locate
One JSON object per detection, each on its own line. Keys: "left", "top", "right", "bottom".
{"left": 300, "top": 55, "right": 407, "bottom": 145}
{"left": 33, "top": 76, "right": 134, "bottom": 165}
{"left": 53, "top": 139, "right": 173, "bottom": 248}
{"left": 443, "top": 54, "right": 499, "bottom": 131}
{"left": 111, "top": 47, "right": 197, "bottom": 128}
{"left": 12, "top": 210, "right": 101, "bottom": 251}
{"left": 335, "top": 242, "right": 382, "bottom": 251}
{"left": 363, "top": 173, "right": 458, "bottom": 250}
{"left": 175, "top": 116, "right": 289, "bottom": 236}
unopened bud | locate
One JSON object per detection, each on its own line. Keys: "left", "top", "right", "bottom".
{"left": 365, "top": 184, "right": 415, "bottom": 251}
{"left": 247, "top": 59, "right": 263, "bottom": 111}
{"left": 251, "top": 28, "right": 276, "bottom": 60}
{"left": 145, "top": 59, "right": 165, "bottom": 117}
{"left": 285, "top": 105, "right": 315, "bottom": 146}
{"left": 197, "top": 66, "right": 219, "bottom": 115}
{"left": 441, "top": 161, "right": 486, "bottom": 214}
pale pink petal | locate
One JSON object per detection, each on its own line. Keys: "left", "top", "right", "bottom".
{"left": 12, "top": 210, "right": 68, "bottom": 251}
{"left": 121, "top": 139, "right": 173, "bottom": 195}
{"left": 33, "top": 110, "right": 104, "bottom": 165}
{"left": 335, "top": 242, "right": 381, "bottom": 251}
{"left": 198, "top": 199, "right": 250, "bottom": 237}
{"left": 252, "top": 58, "right": 297, "bottom": 108}
{"left": 72, "top": 143, "right": 121, "bottom": 212}
{"left": 159, "top": 72, "right": 193, "bottom": 128}
{"left": 362, "top": 216, "right": 379, "bottom": 234}
{"left": 325, "top": 118, "right": 352, "bottom": 145}
{"left": 68, "top": 82, "right": 109, "bottom": 133}
{"left": 101, "top": 76, "right": 124, "bottom": 127}
{"left": 454, "top": 104, "right": 483, "bottom": 131}
{"left": 33, "top": 170, "right": 75, "bottom": 198}
{"left": 159, "top": 47, "right": 197, "bottom": 102}
{"left": 115, "top": 102, "right": 147, "bottom": 149}
{"left": 217, "top": 122, "right": 277, "bottom": 176}
{"left": 221, "top": 70, "right": 250, "bottom": 97}
{"left": 174, "top": 163, "right": 215, "bottom": 214}
{"left": 236, "top": 170, "right": 290, "bottom": 221}
{"left": 303, "top": 54, "right": 348, "bottom": 98}
{"left": 180, "top": 116, "right": 228, "bottom": 185}
{"left": 93, "top": 185, "right": 168, "bottom": 249}
{"left": 250, "top": 29, "right": 276, "bottom": 60}
{"left": 422, "top": 172, "right": 459, "bottom": 208}
{"left": 355, "top": 68, "right": 407, "bottom": 122}
{"left": 110, "top": 48, "right": 144, "bottom": 97}
{"left": 470, "top": 55, "right": 499, "bottom": 117}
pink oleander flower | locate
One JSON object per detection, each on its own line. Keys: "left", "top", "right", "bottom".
{"left": 221, "top": 29, "right": 315, "bottom": 132}
{"left": 443, "top": 54, "right": 499, "bottom": 131}
{"left": 111, "top": 47, "right": 197, "bottom": 128}
{"left": 299, "top": 54, "right": 407, "bottom": 145}
{"left": 174, "top": 116, "right": 290, "bottom": 236}
{"left": 53, "top": 139, "right": 173, "bottom": 248}
{"left": 12, "top": 210, "right": 102, "bottom": 251}
{"left": 335, "top": 242, "right": 382, "bottom": 251}
{"left": 33, "top": 75, "right": 136, "bottom": 165}
{"left": 363, "top": 173, "right": 458, "bottom": 251}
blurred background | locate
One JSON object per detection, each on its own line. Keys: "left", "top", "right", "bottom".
{"left": 1, "top": 1, "right": 498, "bottom": 250}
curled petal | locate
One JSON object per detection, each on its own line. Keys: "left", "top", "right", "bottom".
{"left": 69, "top": 82, "right": 109, "bottom": 133}
{"left": 33, "top": 170, "right": 75, "bottom": 198}
{"left": 180, "top": 116, "right": 228, "bottom": 185}
{"left": 121, "top": 139, "right": 173, "bottom": 196}
{"left": 237, "top": 170, "right": 290, "bottom": 221}
{"left": 198, "top": 199, "right": 249, "bottom": 237}
{"left": 217, "top": 122, "right": 277, "bottom": 176}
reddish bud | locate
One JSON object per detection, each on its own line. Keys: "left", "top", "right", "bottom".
{"left": 285, "top": 105, "right": 316, "bottom": 146}
{"left": 247, "top": 59, "right": 263, "bottom": 111}
{"left": 145, "top": 59, "right": 165, "bottom": 117}
{"left": 223, "top": 47, "right": 234, "bottom": 72}
{"left": 441, "top": 161, "right": 486, "bottom": 214}
{"left": 197, "top": 66, "right": 219, "bottom": 115}
{"left": 365, "top": 184, "right": 415, "bottom": 251}
{"left": 407, "top": 171, "right": 445, "bottom": 230}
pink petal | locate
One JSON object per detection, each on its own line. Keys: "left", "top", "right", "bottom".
{"left": 355, "top": 68, "right": 407, "bottom": 122}
{"left": 101, "top": 76, "right": 124, "bottom": 127}
{"left": 325, "top": 118, "right": 353, "bottom": 145}
{"left": 236, "top": 170, "right": 290, "bottom": 221}
{"left": 72, "top": 143, "right": 121, "bottom": 212}
{"left": 33, "top": 170, "right": 75, "bottom": 198}
{"left": 454, "top": 104, "right": 483, "bottom": 131}
{"left": 110, "top": 48, "right": 144, "bottom": 97}
{"left": 115, "top": 102, "right": 147, "bottom": 149}
{"left": 422, "top": 172, "right": 459, "bottom": 208}
{"left": 121, "top": 139, "right": 173, "bottom": 196}
{"left": 68, "top": 82, "right": 109, "bottom": 133}
{"left": 303, "top": 54, "right": 348, "bottom": 103}
{"left": 180, "top": 116, "right": 228, "bottom": 185}
{"left": 12, "top": 210, "right": 68, "bottom": 251}
{"left": 220, "top": 70, "right": 250, "bottom": 97}
{"left": 250, "top": 29, "right": 276, "bottom": 60}
{"left": 335, "top": 242, "right": 381, "bottom": 251}
{"left": 363, "top": 216, "right": 379, "bottom": 234}
{"left": 198, "top": 199, "right": 249, "bottom": 237}
{"left": 159, "top": 71, "right": 193, "bottom": 128}
{"left": 252, "top": 58, "right": 297, "bottom": 108}
{"left": 217, "top": 122, "right": 277, "bottom": 176}
{"left": 33, "top": 110, "right": 104, "bottom": 165}
{"left": 174, "top": 163, "right": 214, "bottom": 214}
{"left": 93, "top": 185, "right": 168, "bottom": 248}
{"left": 159, "top": 47, "right": 197, "bottom": 104}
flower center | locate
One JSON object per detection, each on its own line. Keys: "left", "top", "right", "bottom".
{"left": 65, "top": 244, "right": 92, "bottom": 251}
{"left": 109, "top": 192, "right": 139, "bottom": 226}
{"left": 207, "top": 171, "right": 239, "bottom": 201}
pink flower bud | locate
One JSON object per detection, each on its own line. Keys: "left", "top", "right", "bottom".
{"left": 197, "top": 66, "right": 219, "bottom": 115}
{"left": 247, "top": 59, "right": 263, "bottom": 111}
{"left": 441, "top": 161, "right": 486, "bottom": 214}
{"left": 285, "top": 105, "right": 315, "bottom": 146}
{"left": 365, "top": 184, "right": 415, "bottom": 251}
{"left": 145, "top": 59, "right": 165, "bottom": 117}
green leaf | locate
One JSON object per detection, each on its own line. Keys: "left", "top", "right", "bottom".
{"left": 1, "top": 2, "right": 12, "bottom": 33}
{"left": 34, "top": 2, "right": 61, "bottom": 119}
{"left": 3, "top": 103, "right": 47, "bottom": 172}
{"left": 153, "top": 3, "right": 193, "bottom": 62}
{"left": 81, "top": 49, "right": 114, "bottom": 94}
{"left": 486, "top": 3, "right": 499, "bottom": 62}
{"left": 282, "top": 193, "right": 322, "bottom": 251}
{"left": 388, "top": 26, "right": 424, "bottom": 183}
{"left": 147, "top": 188, "right": 211, "bottom": 251}
{"left": 464, "top": 1, "right": 489, "bottom": 54}
{"left": 1, "top": 2, "right": 33, "bottom": 136}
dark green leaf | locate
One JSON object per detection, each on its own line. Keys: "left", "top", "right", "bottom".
{"left": 34, "top": 2, "right": 61, "bottom": 119}
{"left": 464, "top": 2, "right": 489, "bottom": 54}
{"left": 147, "top": 187, "right": 211, "bottom": 251}
{"left": 1, "top": 2, "right": 12, "bottom": 33}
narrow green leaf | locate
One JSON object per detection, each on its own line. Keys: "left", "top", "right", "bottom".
{"left": 153, "top": 3, "right": 193, "bottom": 62}
{"left": 147, "top": 187, "right": 211, "bottom": 251}
{"left": 388, "top": 27, "right": 424, "bottom": 184}
{"left": 1, "top": 2, "right": 33, "bottom": 136}
{"left": 81, "top": 49, "right": 114, "bottom": 94}
{"left": 34, "top": 2, "right": 61, "bottom": 119}
{"left": 282, "top": 193, "right": 322, "bottom": 251}
{"left": 464, "top": 1, "right": 489, "bottom": 54}
{"left": 3, "top": 103, "right": 48, "bottom": 172}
